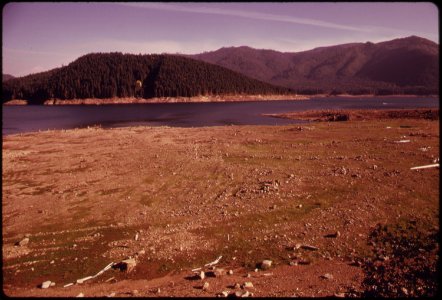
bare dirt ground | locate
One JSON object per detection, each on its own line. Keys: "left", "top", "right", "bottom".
{"left": 2, "top": 109, "right": 439, "bottom": 297}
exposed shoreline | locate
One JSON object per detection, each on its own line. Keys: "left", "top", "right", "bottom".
{"left": 3, "top": 115, "right": 439, "bottom": 297}
{"left": 3, "top": 93, "right": 438, "bottom": 105}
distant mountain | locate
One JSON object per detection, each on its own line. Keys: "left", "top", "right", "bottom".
{"left": 2, "top": 74, "right": 15, "bottom": 82}
{"left": 2, "top": 53, "right": 291, "bottom": 104}
{"left": 190, "top": 36, "right": 439, "bottom": 95}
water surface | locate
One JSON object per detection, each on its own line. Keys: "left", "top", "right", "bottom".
{"left": 2, "top": 97, "right": 439, "bottom": 135}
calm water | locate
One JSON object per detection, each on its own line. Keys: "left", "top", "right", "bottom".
{"left": 2, "top": 97, "right": 439, "bottom": 135}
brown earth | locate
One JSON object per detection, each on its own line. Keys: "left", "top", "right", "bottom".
{"left": 2, "top": 110, "right": 439, "bottom": 297}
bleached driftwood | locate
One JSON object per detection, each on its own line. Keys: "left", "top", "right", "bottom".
{"left": 410, "top": 163, "right": 439, "bottom": 170}
{"left": 192, "top": 255, "right": 223, "bottom": 272}
{"left": 64, "top": 262, "right": 115, "bottom": 288}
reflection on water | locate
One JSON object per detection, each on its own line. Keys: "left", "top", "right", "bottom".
{"left": 2, "top": 97, "right": 439, "bottom": 135}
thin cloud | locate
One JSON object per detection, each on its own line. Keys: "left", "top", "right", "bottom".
{"left": 116, "top": 3, "right": 371, "bottom": 32}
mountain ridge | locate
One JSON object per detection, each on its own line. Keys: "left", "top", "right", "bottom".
{"left": 189, "top": 36, "right": 439, "bottom": 94}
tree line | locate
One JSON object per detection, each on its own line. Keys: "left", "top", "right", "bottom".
{"left": 3, "top": 53, "right": 292, "bottom": 104}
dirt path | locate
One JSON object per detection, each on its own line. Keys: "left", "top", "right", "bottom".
{"left": 2, "top": 113, "right": 439, "bottom": 297}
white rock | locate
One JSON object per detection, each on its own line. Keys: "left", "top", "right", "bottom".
{"left": 242, "top": 282, "right": 254, "bottom": 289}
{"left": 198, "top": 271, "right": 205, "bottom": 280}
{"left": 76, "top": 292, "right": 84, "bottom": 297}
{"left": 40, "top": 281, "right": 52, "bottom": 289}
{"left": 321, "top": 273, "right": 333, "bottom": 280}
{"left": 202, "top": 281, "right": 210, "bottom": 290}
{"left": 120, "top": 258, "right": 136, "bottom": 273}
{"left": 17, "top": 237, "right": 30, "bottom": 247}
{"left": 260, "top": 260, "right": 272, "bottom": 270}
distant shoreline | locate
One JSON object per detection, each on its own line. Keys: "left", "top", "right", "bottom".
{"left": 3, "top": 94, "right": 438, "bottom": 105}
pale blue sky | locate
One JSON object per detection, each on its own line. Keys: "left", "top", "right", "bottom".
{"left": 2, "top": 2, "right": 439, "bottom": 77}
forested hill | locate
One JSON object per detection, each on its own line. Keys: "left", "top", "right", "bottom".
{"left": 2, "top": 74, "right": 15, "bottom": 82}
{"left": 190, "top": 36, "right": 439, "bottom": 95}
{"left": 2, "top": 53, "right": 292, "bottom": 104}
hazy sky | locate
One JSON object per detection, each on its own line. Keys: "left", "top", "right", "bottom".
{"left": 2, "top": 2, "right": 439, "bottom": 77}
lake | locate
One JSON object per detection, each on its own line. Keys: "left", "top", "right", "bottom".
{"left": 2, "top": 97, "right": 439, "bottom": 135}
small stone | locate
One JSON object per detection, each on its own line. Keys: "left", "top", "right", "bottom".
{"left": 401, "top": 287, "right": 408, "bottom": 295}
{"left": 107, "top": 292, "right": 116, "bottom": 297}
{"left": 321, "top": 273, "right": 333, "bottom": 280}
{"left": 260, "top": 260, "right": 272, "bottom": 270}
{"left": 40, "top": 281, "right": 52, "bottom": 289}
{"left": 198, "top": 271, "right": 205, "bottom": 280}
{"left": 137, "top": 249, "right": 146, "bottom": 255}
{"left": 50, "top": 260, "right": 55, "bottom": 264}
{"left": 16, "top": 237, "right": 30, "bottom": 247}
{"left": 156, "top": 288, "right": 161, "bottom": 294}
{"left": 234, "top": 283, "right": 241, "bottom": 289}
{"left": 242, "top": 282, "right": 254, "bottom": 289}
{"left": 202, "top": 281, "right": 210, "bottom": 291}
{"left": 132, "top": 290, "right": 139, "bottom": 295}
{"left": 334, "top": 292, "right": 346, "bottom": 297}
{"left": 76, "top": 293, "right": 84, "bottom": 297}
{"left": 134, "top": 233, "right": 139, "bottom": 241}
{"left": 220, "top": 291, "right": 229, "bottom": 297}
{"left": 324, "top": 231, "right": 340, "bottom": 238}
{"left": 254, "top": 268, "right": 259, "bottom": 272}
{"left": 297, "top": 204, "right": 303, "bottom": 208}
{"left": 214, "top": 268, "right": 226, "bottom": 277}
{"left": 50, "top": 282, "right": 56, "bottom": 287}
{"left": 235, "top": 290, "right": 251, "bottom": 297}
{"left": 228, "top": 270, "right": 233, "bottom": 275}
{"left": 301, "top": 244, "right": 318, "bottom": 251}
{"left": 118, "top": 258, "right": 136, "bottom": 273}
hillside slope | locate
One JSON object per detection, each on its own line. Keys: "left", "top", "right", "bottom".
{"left": 191, "top": 36, "right": 439, "bottom": 95}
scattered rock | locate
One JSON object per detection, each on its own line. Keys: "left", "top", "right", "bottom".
{"left": 401, "top": 287, "right": 408, "bottom": 295}
{"left": 116, "top": 258, "right": 137, "bottom": 273}
{"left": 296, "top": 204, "right": 303, "bottom": 208}
{"left": 321, "top": 273, "right": 334, "bottom": 280}
{"left": 324, "top": 231, "right": 340, "bottom": 238}
{"left": 334, "top": 292, "right": 346, "bottom": 297}
{"left": 214, "top": 268, "right": 226, "bottom": 277}
{"left": 76, "top": 292, "right": 84, "bottom": 297}
{"left": 40, "top": 281, "right": 52, "bottom": 289}
{"left": 301, "top": 244, "right": 319, "bottom": 251}
{"left": 202, "top": 281, "right": 210, "bottom": 291}
{"left": 228, "top": 270, "right": 233, "bottom": 275}
{"left": 260, "top": 260, "right": 272, "bottom": 270}
{"left": 50, "top": 282, "right": 56, "bottom": 287}
{"left": 234, "top": 283, "right": 241, "bottom": 289}
{"left": 137, "top": 249, "right": 145, "bottom": 256}
{"left": 219, "top": 291, "right": 230, "bottom": 297}
{"left": 107, "top": 292, "right": 116, "bottom": 297}
{"left": 235, "top": 290, "right": 251, "bottom": 297}
{"left": 242, "top": 282, "right": 254, "bottom": 289}
{"left": 16, "top": 237, "right": 29, "bottom": 247}
{"left": 198, "top": 271, "right": 205, "bottom": 280}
